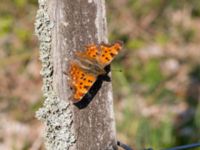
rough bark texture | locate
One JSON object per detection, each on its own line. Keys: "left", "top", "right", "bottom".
{"left": 35, "top": 0, "right": 117, "bottom": 150}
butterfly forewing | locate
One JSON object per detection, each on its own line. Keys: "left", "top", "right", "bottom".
{"left": 75, "top": 44, "right": 99, "bottom": 60}
{"left": 98, "top": 41, "right": 123, "bottom": 67}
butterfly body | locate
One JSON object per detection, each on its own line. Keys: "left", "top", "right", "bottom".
{"left": 68, "top": 41, "right": 123, "bottom": 103}
{"left": 75, "top": 56, "right": 106, "bottom": 76}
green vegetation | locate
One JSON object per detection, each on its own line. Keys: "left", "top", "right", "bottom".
{"left": 108, "top": 0, "right": 200, "bottom": 149}
{"left": 1, "top": 0, "right": 200, "bottom": 149}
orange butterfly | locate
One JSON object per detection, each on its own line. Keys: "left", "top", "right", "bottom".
{"left": 68, "top": 41, "right": 123, "bottom": 103}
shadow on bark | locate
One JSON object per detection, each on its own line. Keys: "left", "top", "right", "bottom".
{"left": 74, "top": 66, "right": 111, "bottom": 109}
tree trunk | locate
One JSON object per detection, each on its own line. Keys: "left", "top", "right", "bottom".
{"left": 35, "top": 0, "right": 117, "bottom": 150}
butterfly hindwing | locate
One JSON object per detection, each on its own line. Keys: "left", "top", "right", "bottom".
{"left": 69, "top": 62, "right": 96, "bottom": 102}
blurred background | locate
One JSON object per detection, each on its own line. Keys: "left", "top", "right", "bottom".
{"left": 0, "top": 0, "right": 200, "bottom": 150}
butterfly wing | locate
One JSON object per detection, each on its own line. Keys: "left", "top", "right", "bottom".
{"left": 69, "top": 62, "right": 96, "bottom": 102}
{"left": 98, "top": 41, "right": 123, "bottom": 67}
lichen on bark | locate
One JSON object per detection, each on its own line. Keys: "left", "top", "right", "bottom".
{"left": 34, "top": 0, "right": 75, "bottom": 149}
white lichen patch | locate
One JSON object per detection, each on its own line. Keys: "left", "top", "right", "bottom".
{"left": 34, "top": 0, "right": 75, "bottom": 149}
{"left": 62, "top": 21, "right": 69, "bottom": 27}
{"left": 36, "top": 93, "right": 76, "bottom": 150}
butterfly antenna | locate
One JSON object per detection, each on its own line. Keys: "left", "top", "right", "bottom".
{"left": 63, "top": 71, "right": 68, "bottom": 75}
{"left": 111, "top": 69, "right": 122, "bottom": 72}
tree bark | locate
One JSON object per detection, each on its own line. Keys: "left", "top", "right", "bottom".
{"left": 35, "top": 0, "right": 117, "bottom": 150}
